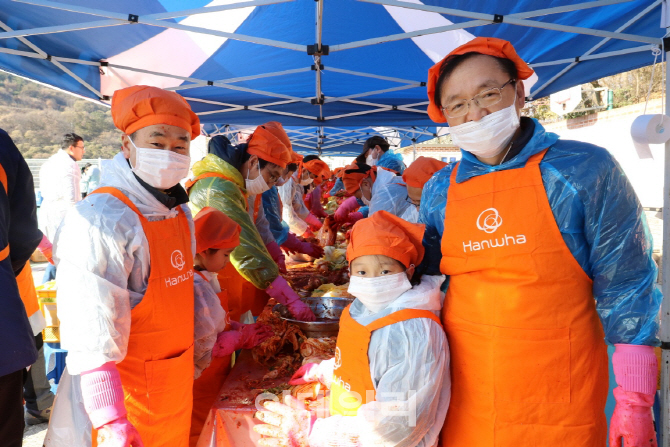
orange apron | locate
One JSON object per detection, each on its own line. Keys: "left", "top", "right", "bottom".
{"left": 89, "top": 187, "right": 195, "bottom": 447}
{"left": 188, "top": 173, "right": 268, "bottom": 321}
{"left": 190, "top": 270, "right": 233, "bottom": 447}
{"left": 330, "top": 306, "right": 442, "bottom": 416}
{"left": 439, "top": 150, "right": 608, "bottom": 446}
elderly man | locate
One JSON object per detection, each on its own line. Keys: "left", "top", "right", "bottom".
{"left": 421, "top": 37, "right": 661, "bottom": 447}
{"left": 39, "top": 133, "right": 84, "bottom": 282}
{"left": 50, "top": 86, "right": 200, "bottom": 447}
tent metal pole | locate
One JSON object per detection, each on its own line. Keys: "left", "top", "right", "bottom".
{"left": 662, "top": 40, "right": 670, "bottom": 447}
{"left": 315, "top": 0, "right": 324, "bottom": 121}
{"left": 531, "top": 45, "right": 655, "bottom": 68}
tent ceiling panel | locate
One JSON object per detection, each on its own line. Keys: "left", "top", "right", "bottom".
{"left": 0, "top": 0, "right": 665, "bottom": 152}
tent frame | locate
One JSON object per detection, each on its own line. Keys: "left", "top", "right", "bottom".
{"left": 3, "top": 0, "right": 670, "bottom": 439}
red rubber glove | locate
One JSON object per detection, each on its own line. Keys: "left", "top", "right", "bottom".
{"left": 38, "top": 234, "right": 54, "bottom": 265}
{"left": 266, "top": 241, "right": 287, "bottom": 274}
{"left": 282, "top": 234, "right": 324, "bottom": 259}
{"left": 609, "top": 344, "right": 658, "bottom": 447}
{"left": 80, "top": 362, "right": 144, "bottom": 447}
{"left": 288, "top": 363, "right": 319, "bottom": 385}
{"left": 265, "top": 276, "right": 315, "bottom": 321}
{"left": 304, "top": 213, "right": 323, "bottom": 231}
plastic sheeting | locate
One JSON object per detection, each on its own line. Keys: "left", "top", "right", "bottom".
{"left": 194, "top": 272, "right": 226, "bottom": 380}
{"left": 309, "top": 275, "right": 450, "bottom": 447}
{"left": 262, "top": 186, "right": 290, "bottom": 246}
{"left": 369, "top": 168, "right": 413, "bottom": 220}
{"left": 189, "top": 153, "right": 278, "bottom": 290}
{"left": 376, "top": 150, "right": 406, "bottom": 175}
{"left": 419, "top": 119, "right": 661, "bottom": 346}
{"left": 278, "top": 175, "right": 310, "bottom": 236}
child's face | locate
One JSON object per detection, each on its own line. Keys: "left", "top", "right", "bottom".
{"left": 201, "top": 247, "right": 235, "bottom": 272}
{"left": 350, "top": 254, "right": 412, "bottom": 279}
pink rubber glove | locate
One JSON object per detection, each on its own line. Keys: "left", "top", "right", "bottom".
{"left": 346, "top": 211, "right": 364, "bottom": 224}
{"left": 254, "top": 395, "right": 314, "bottom": 447}
{"left": 609, "top": 344, "right": 658, "bottom": 447}
{"left": 265, "top": 276, "right": 316, "bottom": 322}
{"left": 266, "top": 241, "right": 287, "bottom": 274}
{"left": 304, "top": 213, "right": 323, "bottom": 231}
{"left": 97, "top": 417, "right": 145, "bottom": 447}
{"left": 212, "top": 323, "right": 274, "bottom": 356}
{"left": 333, "top": 196, "right": 360, "bottom": 224}
{"left": 80, "top": 362, "right": 144, "bottom": 446}
{"left": 38, "top": 234, "right": 54, "bottom": 265}
{"left": 288, "top": 363, "right": 319, "bottom": 385}
{"left": 282, "top": 234, "right": 324, "bottom": 259}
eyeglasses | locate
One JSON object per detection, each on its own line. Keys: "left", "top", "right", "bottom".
{"left": 441, "top": 79, "right": 516, "bottom": 119}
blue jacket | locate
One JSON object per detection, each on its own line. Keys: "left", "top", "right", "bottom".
{"left": 420, "top": 119, "right": 661, "bottom": 346}
{"left": 0, "top": 129, "right": 40, "bottom": 376}
{"left": 329, "top": 178, "right": 344, "bottom": 196}
{"left": 262, "top": 186, "right": 290, "bottom": 246}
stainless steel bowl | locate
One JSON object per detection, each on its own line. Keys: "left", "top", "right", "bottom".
{"left": 273, "top": 297, "right": 353, "bottom": 338}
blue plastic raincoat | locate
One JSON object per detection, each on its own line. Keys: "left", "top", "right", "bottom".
{"left": 262, "top": 186, "right": 290, "bottom": 246}
{"left": 420, "top": 119, "right": 661, "bottom": 346}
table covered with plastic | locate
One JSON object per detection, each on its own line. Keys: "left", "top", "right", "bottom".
{"left": 196, "top": 350, "right": 293, "bottom": 447}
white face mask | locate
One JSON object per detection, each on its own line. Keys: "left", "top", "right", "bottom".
{"left": 361, "top": 195, "right": 370, "bottom": 206}
{"left": 348, "top": 272, "right": 412, "bottom": 313}
{"left": 276, "top": 176, "right": 289, "bottom": 187}
{"left": 245, "top": 163, "right": 270, "bottom": 195}
{"left": 128, "top": 137, "right": 190, "bottom": 190}
{"left": 448, "top": 98, "right": 520, "bottom": 159}
{"left": 366, "top": 153, "right": 377, "bottom": 167}
{"left": 401, "top": 205, "right": 419, "bottom": 223}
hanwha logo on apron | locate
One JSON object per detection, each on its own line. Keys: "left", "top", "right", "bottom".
{"left": 477, "top": 208, "right": 503, "bottom": 233}
{"left": 171, "top": 250, "right": 186, "bottom": 271}
{"left": 334, "top": 347, "right": 342, "bottom": 369}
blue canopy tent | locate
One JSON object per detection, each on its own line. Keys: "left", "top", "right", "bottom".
{"left": 1, "top": 0, "right": 669, "bottom": 442}
{"left": 201, "top": 124, "right": 444, "bottom": 155}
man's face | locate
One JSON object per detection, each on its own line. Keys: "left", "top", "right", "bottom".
{"left": 406, "top": 185, "right": 422, "bottom": 208}
{"left": 439, "top": 55, "right": 524, "bottom": 127}
{"left": 247, "top": 156, "right": 284, "bottom": 188}
{"left": 360, "top": 178, "right": 373, "bottom": 201}
{"left": 121, "top": 124, "right": 191, "bottom": 167}
{"left": 69, "top": 140, "right": 85, "bottom": 161}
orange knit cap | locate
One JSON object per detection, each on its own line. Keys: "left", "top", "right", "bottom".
{"left": 427, "top": 37, "right": 534, "bottom": 123}
{"left": 402, "top": 157, "right": 448, "bottom": 188}
{"left": 347, "top": 210, "right": 425, "bottom": 268}
{"left": 194, "top": 207, "right": 241, "bottom": 254}
{"left": 304, "top": 159, "right": 330, "bottom": 178}
{"left": 291, "top": 151, "right": 304, "bottom": 164}
{"left": 111, "top": 85, "right": 200, "bottom": 140}
{"left": 247, "top": 122, "right": 292, "bottom": 168}
{"left": 342, "top": 163, "right": 376, "bottom": 195}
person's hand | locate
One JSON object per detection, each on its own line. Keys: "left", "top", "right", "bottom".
{"left": 288, "top": 363, "right": 319, "bottom": 385}
{"left": 609, "top": 344, "right": 658, "bottom": 447}
{"left": 302, "top": 242, "right": 324, "bottom": 259}
{"left": 96, "top": 417, "right": 144, "bottom": 447}
{"left": 266, "top": 242, "right": 287, "bottom": 274}
{"left": 254, "top": 396, "right": 313, "bottom": 447}
{"left": 287, "top": 299, "right": 316, "bottom": 322}
{"left": 37, "top": 234, "right": 54, "bottom": 264}
{"left": 237, "top": 323, "right": 274, "bottom": 350}
{"left": 265, "top": 277, "right": 316, "bottom": 321}
{"left": 212, "top": 330, "right": 242, "bottom": 357}
{"left": 609, "top": 388, "right": 657, "bottom": 447}
{"left": 304, "top": 214, "right": 323, "bottom": 231}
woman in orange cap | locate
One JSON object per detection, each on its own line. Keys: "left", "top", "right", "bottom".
{"left": 190, "top": 207, "right": 272, "bottom": 447}
{"left": 333, "top": 163, "right": 375, "bottom": 224}
{"left": 188, "top": 124, "right": 316, "bottom": 323}
{"left": 255, "top": 210, "right": 450, "bottom": 447}
{"left": 422, "top": 37, "right": 661, "bottom": 446}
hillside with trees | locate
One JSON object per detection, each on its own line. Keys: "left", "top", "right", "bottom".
{"left": 0, "top": 71, "right": 120, "bottom": 159}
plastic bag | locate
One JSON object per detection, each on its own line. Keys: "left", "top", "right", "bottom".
{"left": 44, "top": 368, "right": 92, "bottom": 447}
{"left": 194, "top": 274, "right": 226, "bottom": 379}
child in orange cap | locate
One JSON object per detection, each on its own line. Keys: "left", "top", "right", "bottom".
{"left": 255, "top": 210, "right": 450, "bottom": 447}
{"left": 190, "top": 207, "right": 272, "bottom": 447}
{"left": 333, "top": 162, "right": 376, "bottom": 225}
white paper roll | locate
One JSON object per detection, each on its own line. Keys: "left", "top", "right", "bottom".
{"left": 631, "top": 114, "right": 670, "bottom": 159}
